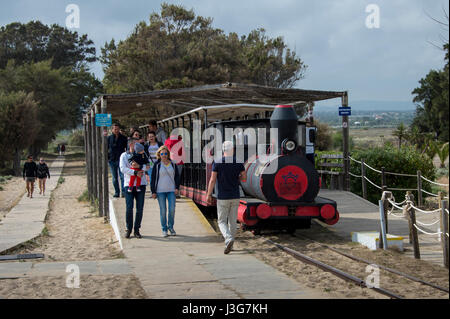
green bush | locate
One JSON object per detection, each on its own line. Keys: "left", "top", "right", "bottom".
{"left": 69, "top": 130, "right": 85, "bottom": 146}
{"left": 349, "top": 145, "right": 435, "bottom": 205}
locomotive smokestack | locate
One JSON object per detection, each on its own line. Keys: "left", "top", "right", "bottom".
{"left": 270, "top": 105, "right": 298, "bottom": 154}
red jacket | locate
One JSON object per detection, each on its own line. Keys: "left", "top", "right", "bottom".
{"left": 164, "top": 135, "right": 186, "bottom": 165}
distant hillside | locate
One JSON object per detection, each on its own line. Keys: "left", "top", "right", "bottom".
{"left": 315, "top": 100, "right": 416, "bottom": 112}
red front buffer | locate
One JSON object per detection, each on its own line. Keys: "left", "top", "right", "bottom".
{"left": 320, "top": 204, "right": 339, "bottom": 225}
{"left": 325, "top": 211, "right": 340, "bottom": 225}
{"left": 238, "top": 204, "right": 258, "bottom": 227}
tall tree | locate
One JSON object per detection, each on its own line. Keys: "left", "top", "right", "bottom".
{"left": 101, "top": 3, "right": 306, "bottom": 96}
{"left": 0, "top": 91, "right": 39, "bottom": 175}
{"left": 0, "top": 21, "right": 102, "bottom": 157}
{"left": 0, "top": 21, "right": 96, "bottom": 70}
{"left": 392, "top": 122, "right": 407, "bottom": 148}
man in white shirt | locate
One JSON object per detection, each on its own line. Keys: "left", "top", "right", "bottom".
{"left": 148, "top": 120, "right": 167, "bottom": 144}
{"left": 120, "top": 138, "right": 147, "bottom": 239}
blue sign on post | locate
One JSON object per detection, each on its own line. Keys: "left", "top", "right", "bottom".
{"left": 95, "top": 113, "right": 112, "bottom": 127}
{"left": 339, "top": 107, "right": 351, "bottom": 116}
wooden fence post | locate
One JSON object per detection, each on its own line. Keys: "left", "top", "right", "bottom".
{"left": 95, "top": 103, "right": 104, "bottom": 217}
{"left": 381, "top": 167, "right": 387, "bottom": 192}
{"left": 440, "top": 199, "right": 449, "bottom": 268}
{"left": 101, "top": 97, "right": 109, "bottom": 221}
{"left": 406, "top": 198, "right": 420, "bottom": 259}
{"left": 361, "top": 159, "right": 367, "bottom": 200}
{"left": 417, "top": 170, "right": 423, "bottom": 207}
{"left": 90, "top": 108, "right": 97, "bottom": 203}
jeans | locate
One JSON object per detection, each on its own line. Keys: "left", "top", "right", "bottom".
{"left": 147, "top": 166, "right": 153, "bottom": 189}
{"left": 109, "top": 160, "right": 124, "bottom": 195}
{"left": 125, "top": 186, "right": 146, "bottom": 232}
{"left": 156, "top": 192, "right": 176, "bottom": 232}
{"left": 217, "top": 199, "right": 240, "bottom": 245}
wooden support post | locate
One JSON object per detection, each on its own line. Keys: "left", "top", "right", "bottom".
{"left": 405, "top": 191, "right": 420, "bottom": 259}
{"left": 95, "top": 103, "right": 104, "bottom": 217}
{"left": 440, "top": 196, "right": 449, "bottom": 268}
{"left": 83, "top": 116, "right": 91, "bottom": 201}
{"left": 90, "top": 108, "right": 98, "bottom": 203}
{"left": 417, "top": 170, "right": 423, "bottom": 207}
{"left": 361, "top": 159, "right": 367, "bottom": 200}
{"left": 101, "top": 97, "right": 109, "bottom": 220}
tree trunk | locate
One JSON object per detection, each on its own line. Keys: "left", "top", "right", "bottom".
{"left": 13, "top": 148, "right": 22, "bottom": 177}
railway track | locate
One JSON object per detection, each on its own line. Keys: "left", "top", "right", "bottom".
{"left": 260, "top": 232, "right": 449, "bottom": 299}
{"left": 265, "top": 238, "right": 404, "bottom": 299}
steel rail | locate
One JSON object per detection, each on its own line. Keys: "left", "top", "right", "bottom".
{"left": 265, "top": 239, "right": 403, "bottom": 299}
{"left": 295, "top": 234, "right": 449, "bottom": 294}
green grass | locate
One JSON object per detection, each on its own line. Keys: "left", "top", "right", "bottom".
{"left": 77, "top": 189, "right": 89, "bottom": 202}
{"left": 58, "top": 177, "right": 65, "bottom": 184}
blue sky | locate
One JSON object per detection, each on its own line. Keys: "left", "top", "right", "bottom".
{"left": 1, "top": 0, "right": 448, "bottom": 106}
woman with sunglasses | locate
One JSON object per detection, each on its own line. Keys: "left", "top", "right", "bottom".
{"left": 36, "top": 157, "right": 50, "bottom": 196}
{"left": 150, "top": 146, "right": 180, "bottom": 237}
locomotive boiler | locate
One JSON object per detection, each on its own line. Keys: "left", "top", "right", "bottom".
{"left": 236, "top": 104, "right": 339, "bottom": 232}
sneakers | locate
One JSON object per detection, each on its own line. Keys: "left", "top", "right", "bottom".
{"left": 169, "top": 229, "right": 176, "bottom": 236}
{"left": 125, "top": 229, "right": 131, "bottom": 239}
{"left": 113, "top": 194, "right": 120, "bottom": 198}
{"left": 134, "top": 230, "right": 142, "bottom": 238}
{"left": 127, "top": 188, "right": 132, "bottom": 193}
{"left": 162, "top": 231, "right": 168, "bottom": 237}
{"left": 224, "top": 240, "right": 234, "bottom": 254}
{"left": 136, "top": 187, "right": 141, "bottom": 192}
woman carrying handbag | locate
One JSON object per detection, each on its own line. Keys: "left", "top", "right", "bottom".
{"left": 151, "top": 145, "right": 180, "bottom": 237}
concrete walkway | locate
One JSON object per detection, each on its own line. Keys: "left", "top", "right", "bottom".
{"left": 0, "top": 258, "right": 131, "bottom": 279}
{"left": 0, "top": 156, "right": 65, "bottom": 254}
{"left": 110, "top": 192, "right": 325, "bottom": 299}
{"left": 319, "top": 190, "right": 445, "bottom": 266}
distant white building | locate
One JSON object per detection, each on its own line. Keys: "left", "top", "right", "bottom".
{"left": 354, "top": 121, "right": 361, "bottom": 126}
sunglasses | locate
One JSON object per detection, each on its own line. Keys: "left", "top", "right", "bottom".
{"left": 160, "top": 152, "right": 168, "bottom": 156}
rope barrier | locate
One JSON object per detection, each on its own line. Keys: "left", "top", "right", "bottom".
{"left": 421, "top": 175, "right": 449, "bottom": 187}
{"left": 388, "top": 210, "right": 406, "bottom": 218}
{"left": 407, "top": 203, "right": 441, "bottom": 214}
{"left": 364, "top": 162, "right": 382, "bottom": 174}
{"left": 349, "top": 172, "right": 362, "bottom": 178}
{"left": 387, "top": 198, "right": 405, "bottom": 210}
{"left": 384, "top": 171, "right": 416, "bottom": 177}
{"left": 364, "top": 176, "right": 383, "bottom": 190}
{"left": 415, "top": 219, "right": 441, "bottom": 227}
{"left": 413, "top": 224, "right": 442, "bottom": 236}
{"left": 349, "top": 156, "right": 361, "bottom": 164}
{"left": 386, "top": 187, "right": 417, "bottom": 191}
{"left": 421, "top": 189, "right": 439, "bottom": 197}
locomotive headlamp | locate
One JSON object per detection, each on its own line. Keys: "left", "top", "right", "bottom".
{"left": 282, "top": 139, "right": 297, "bottom": 153}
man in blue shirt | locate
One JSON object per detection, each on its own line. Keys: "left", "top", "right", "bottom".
{"left": 108, "top": 123, "right": 128, "bottom": 197}
{"left": 207, "top": 141, "right": 246, "bottom": 254}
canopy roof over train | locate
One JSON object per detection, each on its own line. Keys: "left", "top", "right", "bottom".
{"left": 88, "top": 82, "right": 347, "bottom": 123}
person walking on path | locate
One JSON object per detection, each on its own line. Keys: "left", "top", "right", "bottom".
{"left": 151, "top": 145, "right": 180, "bottom": 237}
{"left": 207, "top": 141, "right": 246, "bottom": 254}
{"left": 56, "top": 144, "right": 61, "bottom": 155}
{"left": 23, "top": 155, "right": 38, "bottom": 199}
{"left": 108, "top": 123, "right": 128, "bottom": 198}
{"left": 144, "top": 131, "right": 162, "bottom": 189}
{"left": 120, "top": 138, "right": 147, "bottom": 239}
{"left": 148, "top": 120, "right": 167, "bottom": 144}
{"left": 60, "top": 144, "right": 66, "bottom": 155}
{"left": 36, "top": 157, "right": 50, "bottom": 196}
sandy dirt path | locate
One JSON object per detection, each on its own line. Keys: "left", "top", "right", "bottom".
{"left": 0, "top": 155, "right": 148, "bottom": 299}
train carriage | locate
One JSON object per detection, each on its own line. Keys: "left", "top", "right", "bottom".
{"left": 156, "top": 103, "right": 340, "bottom": 233}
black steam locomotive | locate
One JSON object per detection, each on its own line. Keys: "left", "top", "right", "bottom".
{"left": 158, "top": 104, "right": 339, "bottom": 232}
